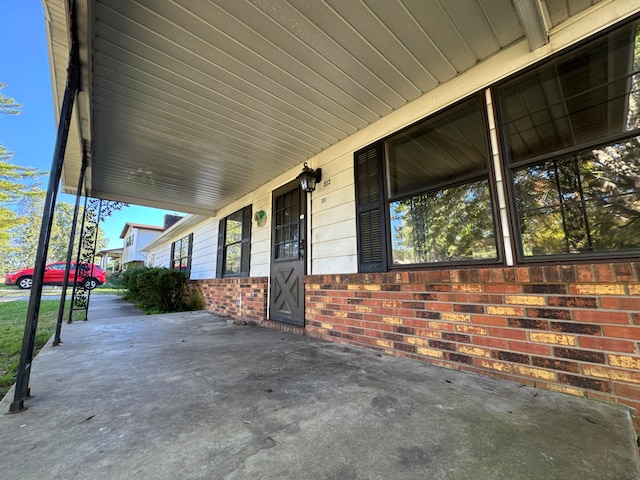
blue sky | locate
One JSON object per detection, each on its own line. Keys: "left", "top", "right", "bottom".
{"left": 0, "top": 0, "right": 183, "bottom": 250}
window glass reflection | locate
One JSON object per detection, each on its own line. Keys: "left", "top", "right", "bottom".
{"left": 514, "top": 138, "right": 640, "bottom": 256}
{"left": 499, "top": 22, "right": 640, "bottom": 163}
{"left": 225, "top": 244, "right": 241, "bottom": 275}
{"left": 390, "top": 180, "right": 497, "bottom": 264}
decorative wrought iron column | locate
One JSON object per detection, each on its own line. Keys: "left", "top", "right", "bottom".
{"left": 68, "top": 198, "right": 126, "bottom": 322}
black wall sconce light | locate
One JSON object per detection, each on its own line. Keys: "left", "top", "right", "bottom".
{"left": 297, "top": 162, "right": 322, "bottom": 193}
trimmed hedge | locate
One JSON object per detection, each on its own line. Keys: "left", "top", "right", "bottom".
{"left": 122, "top": 267, "right": 189, "bottom": 314}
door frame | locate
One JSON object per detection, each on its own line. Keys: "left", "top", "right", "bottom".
{"left": 268, "top": 179, "right": 307, "bottom": 326}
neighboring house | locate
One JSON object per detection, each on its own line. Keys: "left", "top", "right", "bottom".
{"left": 119, "top": 223, "right": 165, "bottom": 270}
{"left": 121, "top": 215, "right": 184, "bottom": 270}
{"left": 95, "top": 247, "right": 123, "bottom": 274}
{"left": 45, "top": 2, "right": 640, "bottom": 430}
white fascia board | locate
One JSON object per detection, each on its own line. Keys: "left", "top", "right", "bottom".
{"left": 139, "top": 214, "right": 210, "bottom": 252}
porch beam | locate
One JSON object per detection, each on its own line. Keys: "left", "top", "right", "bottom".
{"left": 512, "top": 0, "right": 550, "bottom": 50}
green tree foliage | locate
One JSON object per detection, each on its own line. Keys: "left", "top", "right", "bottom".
{"left": 515, "top": 138, "right": 640, "bottom": 256}
{"left": 0, "top": 84, "right": 111, "bottom": 276}
{"left": 0, "top": 195, "right": 109, "bottom": 275}
{"left": 0, "top": 85, "right": 46, "bottom": 245}
{"left": 0, "top": 83, "right": 21, "bottom": 116}
{"left": 49, "top": 202, "right": 109, "bottom": 263}
{"left": 0, "top": 156, "right": 44, "bottom": 244}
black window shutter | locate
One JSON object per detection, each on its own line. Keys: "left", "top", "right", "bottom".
{"left": 186, "top": 233, "right": 194, "bottom": 278}
{"left": 170, "top": 242, "right": 176, "bottom": 270}
{"left": 216, "top": 219, "right": 225, "bottom": 278}
{"left": 354, "top": 142, "right": 387, "bottom": 273}
{"left": 240, "top": 205, "right": 252, "bottom": 277}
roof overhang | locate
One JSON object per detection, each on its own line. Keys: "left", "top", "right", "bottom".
{"left": 96, "top": 247, "right": 123, "bottom": 256}
{"left": 42, "top": 0, "right": 638, "bottom": 216}
{"left": 119, "top": 222, "right": 164, "bottom": 239}
{"left": 140, "top": 214, "right": 209, "bottom": 252}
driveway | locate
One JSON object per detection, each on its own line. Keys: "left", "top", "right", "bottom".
{"left": 0, "top": 296, "right": 638, "bottom": 479}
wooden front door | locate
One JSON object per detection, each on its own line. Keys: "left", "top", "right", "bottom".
{"left": 269, "top": 180, "right": 306, "bottom": 326}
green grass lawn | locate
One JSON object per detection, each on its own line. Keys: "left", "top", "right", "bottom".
{"left": 0, "top": 285, "right": 124, "bottom": 297}
{"left": 0, "top": 300, "right": 66, "bottom": 400}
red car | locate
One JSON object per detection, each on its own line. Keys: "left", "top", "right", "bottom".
{"left": 4, "top": 262, "right": 107, "bottom": 290}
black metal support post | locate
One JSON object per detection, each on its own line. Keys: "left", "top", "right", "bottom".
{"left": 53, "top": 153, "right": 87, "bottom": 345}
{"left": 9, "top": 39, "right": 79, "bottom": 412}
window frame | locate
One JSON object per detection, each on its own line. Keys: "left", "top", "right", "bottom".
{"left": 494, "top": 16, "right": 640, "bottom": 263}
{"left": 216, "top": 205, "right": 252, "bottom": 278}
{"left": 170, "top": 233, "right": 193, "bottom": 276}
{"left": 503, "top": 135, "right": 640, "bottom": 263}
{"left": 383, "top": 93, "right": 503, "bottom": 270}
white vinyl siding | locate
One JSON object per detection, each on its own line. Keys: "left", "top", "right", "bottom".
{"left": 190, "top": 219, "right": 217, "bottom": 280}
{"left": 310, "top": 153, "right": 357, "bottom": 274}
{"left": 249, "top": 194, "right": 272, "bottom": 277}
{"left": 147, "top": 246, "right": 171, "bottom": 268}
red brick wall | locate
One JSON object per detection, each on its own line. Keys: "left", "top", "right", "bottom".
{"left": 305, "top": 263, "right": 640, "bottom": 428}
{"left": 191, "top": 277, "right": 267, "bottom": 322}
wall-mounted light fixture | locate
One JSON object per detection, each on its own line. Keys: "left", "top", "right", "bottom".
{"left": 297, "top": 162, "right": 322, "bottom": 193}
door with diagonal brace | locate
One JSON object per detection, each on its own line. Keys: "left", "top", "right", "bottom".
{"left": 269, "top": 180, "right": 305, "bottom": 326}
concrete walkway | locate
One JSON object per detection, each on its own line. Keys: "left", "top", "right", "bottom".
{"left": 1, "top": 295, "right": 638, "bottom": 480}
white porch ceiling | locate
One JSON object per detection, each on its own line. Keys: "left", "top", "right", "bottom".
{"left": 43, "top": 0, "right": 606, "bottom": 215}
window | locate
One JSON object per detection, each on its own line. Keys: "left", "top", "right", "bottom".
{"left": 354, "top": 18, "right": 640, "bottom": 271}
{"left": 497, "top": 19, "right": 640, "bottom": 259}
{"left": 126, "top": 234, "right": 134, "bottom": 247}
{"left": 171, "top": 234, "right": 193, "bottom": 275}
{"left": 387, "top": 95, "right": 498, "bottom": 265}
{"left": 355, "top": 95, "right": 498, "bottom": 271}
{"left": 216, "top": 206, "right": 252, "bottom": 277}
{"left": 273, "top": 187, "right": 300, "bottom": 261}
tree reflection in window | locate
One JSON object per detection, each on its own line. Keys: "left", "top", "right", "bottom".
{"left": 391, "top": 180, "right": 497, "bottom": 264}
{"left": 385, "top": 94, "right": 498, "bottom": 266}
{"left": 171, "top": 234, "right": 192, "bottom": 274}
{"left": 217, "top": 206, "right": 251, "bottom": 278}
{"left": 515, "top": 137, "right": 640, "bottom": 256}
{"left": 499, "top": 19, "right": 640, "bottom": 259}
{"left": 224, "top": 211, "right": 243, "bottom": 275}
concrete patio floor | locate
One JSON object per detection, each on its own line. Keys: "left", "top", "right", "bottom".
{"left": 1, "top": 295, "right": 639, "bottom": 480}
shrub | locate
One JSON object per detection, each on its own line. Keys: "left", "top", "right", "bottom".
{"left": 187, "top": 287, "right": 206, "bottom": 311}
{"left": 121, "top": 267, "right": 189, "bottom": 314}
{"left": 105, "top": 271, "right": 123, "bottom": 288}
